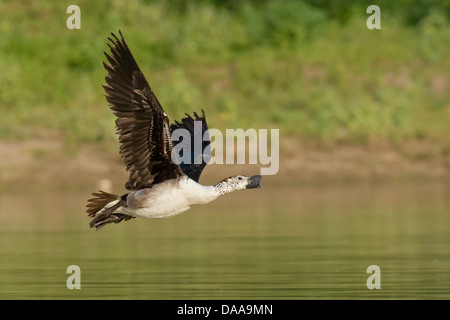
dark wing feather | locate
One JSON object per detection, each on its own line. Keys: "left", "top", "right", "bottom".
{"left": 170, "top": 110, "right": 211, "bottom": 182}
{"left": 103, "top": 31, "right": 183, "bottom": 190}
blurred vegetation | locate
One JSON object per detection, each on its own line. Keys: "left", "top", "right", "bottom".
{"left": 0, "top": 0, "right": 449, "bottom": 155}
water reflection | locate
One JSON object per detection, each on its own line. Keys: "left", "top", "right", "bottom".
{"left": 0, "top": 180, "right": 449, "bottom": 299}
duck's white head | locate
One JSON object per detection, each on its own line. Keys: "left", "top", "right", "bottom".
{"left": 214, "top": 175, "right": 262, "bottom": 195}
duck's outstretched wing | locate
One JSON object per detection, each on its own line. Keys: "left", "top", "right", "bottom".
{"left": 103, "top": 31, "right": 183, "bottom": 190}
{"left": 170, "top": 110, "right": 211, "bottom": 182}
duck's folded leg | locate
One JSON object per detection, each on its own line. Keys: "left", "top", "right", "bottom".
{"left": 90, "top": 213, "right": 134, "bottom": 230}
{"left": 87, "top": 191, "right": 132, "bottom": 230}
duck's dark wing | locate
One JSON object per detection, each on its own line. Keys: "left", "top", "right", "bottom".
{"left": 170, "top": 110, "right": 211, "bottom": 182}
{"left": 103, "top": 31, "right": 183, "bottom": 190}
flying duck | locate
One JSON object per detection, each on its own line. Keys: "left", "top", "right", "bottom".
{"left": 86, "top": 31, "right": 262, "bottom": 230}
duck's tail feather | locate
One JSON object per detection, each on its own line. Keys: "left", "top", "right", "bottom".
{"left": 86, "top": 191, "right": 133, "bottom": 230}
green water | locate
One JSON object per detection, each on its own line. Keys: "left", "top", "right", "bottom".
{"left": 0, "top": 180, "right": 449, "bottom": 299}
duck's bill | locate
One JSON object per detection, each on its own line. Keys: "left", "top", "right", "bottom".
{"left": 246, "top": 175, "right": 262, "bottom": 189}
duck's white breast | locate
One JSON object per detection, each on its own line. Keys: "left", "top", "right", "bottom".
{"left": 121, "top": 177, "right": 218, "bottom": 219}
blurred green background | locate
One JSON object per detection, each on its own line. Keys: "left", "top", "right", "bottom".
{"left": 1, "top": 1, "right": 450, "bottom": 300}
{"left": 0, "top": 0, "right": 449, "bottom": 156}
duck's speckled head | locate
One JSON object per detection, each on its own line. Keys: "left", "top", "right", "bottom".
{"left": 215, "top": 175, "right": 262, "bottom": 195}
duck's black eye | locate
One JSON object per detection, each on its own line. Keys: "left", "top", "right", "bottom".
{"left": 238, "top": 177, "right": 243, "bottom": 180}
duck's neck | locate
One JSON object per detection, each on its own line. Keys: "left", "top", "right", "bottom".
{"left": 182, "top": 177, "right": 238, "bottom": 205}
{"left": 181, "top": 178, "right": 221, "bottom": 205}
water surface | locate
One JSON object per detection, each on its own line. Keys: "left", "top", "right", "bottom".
{"left": 0, "top": 180, "right": 449, "bottom": 299}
